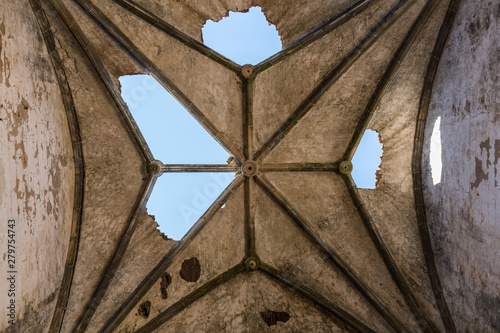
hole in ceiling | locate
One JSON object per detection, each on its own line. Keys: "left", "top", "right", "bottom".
{"left": 429, "top": 116, "right": 442, "bottom": 185}
{"left": 120, "top": 9, "right": 282, "bottom": 240}
{"left": 148, "top": 173, "right": 233, "bottom": 240}
{"left": 120, "top": 75, "right": 234, "bottom": 240}
{"left": 352, "top": 129, "right": 383, "bottom": 189}
{"left": 202, "top": 6, "right": 282, "bottom": 65}
{"left": 119, "top": 75, "right": 230, "bottom": 164}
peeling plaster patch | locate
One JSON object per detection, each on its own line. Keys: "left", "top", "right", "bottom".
{"left": 160, "top": 272, "right": 172, "bottom": 299}
{"left": 137, "top": 301, "right": 151, "bottom": 319}
{"left": 430, "top": 116, "right": 442, "bottom": 185}
{"left": 475, "top": 290, "right": 500, "bottom": 331}
{"left": 180, "top": 257, "right": 201, "bottom": 282}
{"left": 495, "top": 140, "right": 500, "bottom": 187}
{"left": 471, "top": 157, "right": 488, "bottom": 190}
{"left": 471, "top": 138, "right": 500, "bottom": 190}
{"left": 260, "top": 310, "right": 291, "bottom": 327}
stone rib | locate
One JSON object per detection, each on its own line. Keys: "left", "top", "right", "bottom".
{"left": 255, "top": 174, "right": 409, "bottom": 332}
{"left": 254, "top": 0, "right": 380, "bottom": 74}
{"left": 99, "top": 175, "right": 244, "bottom": 333}
{"left": 160, "top": 164, "right": 239, "bottom": 173}
{"left": 112, "top": 0, "right": 242, "bottom": 73}
{"left": 261, "top": 163, "right": 339, "bottom": 172}
{"left": 260, "top": 262, "right": 377, "bottom": 333}
{"left": 412, "top": 0, "right": 462, "bottom": 331}
{"left": 343, "top": 174, "right": 439, "bottom": 332}
{"left": 72, "top": 177, "right": 157, "bottom": 332}
{"left": 73, "top": 0, "right": 246, "bottom": 164}
{"left": 252, "top": 0, "right": 416, "bottom": 162}
{"left": 28, "top": 1, "right": 86, "bottom": 331}
{"left": 134, "top": 264, "right": 245, "bottom": 333}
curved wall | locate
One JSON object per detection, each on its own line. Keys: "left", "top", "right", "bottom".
{"left": 424, "top": 1, "right": 500, "bottom": 331}
{"left": 0, "top": 1, "right": 74, "bottom": 332}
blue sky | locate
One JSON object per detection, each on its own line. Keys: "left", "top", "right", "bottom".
{"left": 120, "top": 7, "right": 381, "bottom": 240}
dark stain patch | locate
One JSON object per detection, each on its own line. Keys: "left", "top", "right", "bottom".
{"left": 475, "top": 289, "right": 500, "bottom": 330}
{"left": 180, "top": 257, "right": 201, "bottom": 282}
{"left": 34, "top": 55, "right": 54, "bottom": 83}
{"left": 479, "top": 138, "right": 491, "bottom": 168}
{"left": 46, "top": 201, "right": 53, "bottom": 216}
{"left": 137, "top": 301, "right": 151, "bottom": 319}
{"left": 471, "top": 157, "right": 488, "bottom": 190}
{"left": 260, "top": 310, "right": 290, "bottom": 327}
{"left": 4, "top": 54, "right": 10, "bottom": 87}
{"left": 5, "top": 290, "right": 57, "bottom": 332}
{"left": 471, "top": 138, "right": 500, "bottom": 189}
{"left": 160, "top": 272, "right": 172, "bottom": 299}
{"left": 495, "top": 140, "right": 500, "bottom": 187}
{"left": 464, "top": 99, "right": 471, "bottom": 114}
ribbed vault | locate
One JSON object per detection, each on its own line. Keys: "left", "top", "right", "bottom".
{"left": 18, "top": 0, "right": 464, "bottom": 332}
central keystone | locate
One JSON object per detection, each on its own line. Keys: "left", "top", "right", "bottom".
{"left": 241, "top": 160, "right": 258, "bottom": 177}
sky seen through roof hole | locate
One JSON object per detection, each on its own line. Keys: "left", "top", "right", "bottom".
{"left": 120, "top": 7, "right": 382, "bottom": 240}
{"left": 120, "top": 7, "right": 281, "bottom": 240}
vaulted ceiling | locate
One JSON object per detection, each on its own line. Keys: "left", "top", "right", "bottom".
{"left": 5, "top": 0, "right": 500, "bottom": 332}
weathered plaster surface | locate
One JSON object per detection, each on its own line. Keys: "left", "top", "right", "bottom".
{"left": 253, "top": 0, "right": 398, "bottom": 156}
{"left": 423, "top": 1, "right": 500, "bottom": 331}
{"left": 150, "top": 271, "right": 354, "bottom": 333}
{"left": 117, "top": 186, "right": 245, "bottom": 332}
{"left": 87, "top": 211, "right": 176, "bottom": 333}
{"left": 253, "top": 183, "right": 396, "bottom": 332}
{"left": 0, "top": 1, "right": 74, "bottom": 331}
{"left": 264, "top": 0, "right": 427, "bottom": 164}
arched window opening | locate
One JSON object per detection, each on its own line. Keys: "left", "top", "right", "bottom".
{"left": 430, "top": 116, "right": 442, "bottom": 185}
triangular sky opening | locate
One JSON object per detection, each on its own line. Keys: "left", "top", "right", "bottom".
{"left": 120, "top": 75, "right": 230, "bottom": 164}
{"left": 120, "top": 75, "right": 233, "bottom": 240}
{"left": 352, "top": 129, "right": 383, "bottom": 189}
{"left": 148, "top": 173, "right": 234, "bottom": 240}
{"left": 202, "top": 6, "right": 282, "bottom": 65}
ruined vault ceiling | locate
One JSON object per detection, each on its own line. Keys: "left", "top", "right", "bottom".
{"left": 24, "top": 0, "right": 461, "bottom": 331}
